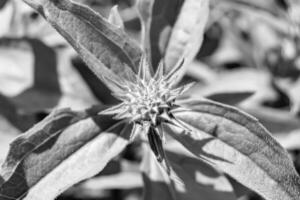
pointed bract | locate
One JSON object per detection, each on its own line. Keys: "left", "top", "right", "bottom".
{"left": 138, "top": 54, "right": 152, "bottom": 82}
{"left": 165, "top": 59, "right": 185, "bottom": 86}
{"left": 99, "top": 103, "right": 127, "bottom": 116}
{"left": 154, "top": 60, "right": 165, "bottom": 81}
{"left": 108, "top": 6, "right": 124, "bottom": 30}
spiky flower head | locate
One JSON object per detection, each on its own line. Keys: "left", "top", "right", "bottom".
{"left": 100, "top": 55, "right": 193, "bottom": 171}
{"left": 101, "top": 57, "right": 193, "bottom": 123}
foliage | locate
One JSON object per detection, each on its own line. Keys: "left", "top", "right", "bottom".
{"left": 0, "top": 0, "right": 300, "bottom": 200}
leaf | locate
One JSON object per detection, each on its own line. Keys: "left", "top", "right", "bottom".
{"left": 0, "top": 0, "right": 8, "bottom": 9}
{"left": 71, "top": 56, "right": 119, "bottom": 105}
{"left": 108, "top": 6, "right": 124, "bottom": 29}
{"left": 142, "top": 144, "right": 236, "bottom": 200}
{"left": 65, "top": 160, "right": 142, "bottom": 199}
{"left": 142, "top": 147, "right": 176, "bottom": 200}
{"left": 0, "top": 107, "right": 132, "bottom": 200}
{"left": 0, "top": 1, "right": 12, "bottom": 37}
{"left": 149, "top": 0, "right": 209, "bottom": 75}
{"left": 0, "top": 0, "right": 12, "bottom": 38}
{"left": 164, "top": 0, "right": 209, "bottom": 74}
{"left": 0, "top": 37, "right": 98, "bottom": 112}
{"left": 216, "top": 0, "right": 284, "bottom": 16}
{"left": 11, "top": 38, "right": 61, "bottom": 113}
{"left": 275, "top": 130, "right": 300, "bottom": 150}
{"left": 0, "top": 93, "right": 35, "bottom": 131}
{"left": 137, "top": 0, "right": 155, "bottom": 68}
{"left": 80, "top": 171, "right": 142, "bottom": 191}
{"left": 55, "top": 49, "right": 99, "bottom": 110}
{"left": 23, "top": 0, "right": 142, "bottom": 82}
{"left": 149, "top": 0, "right": 183, "bottom": 67}
{"left": 205, "top": 91, "right": 254, "bottom": 106}
{"left": 244, "top": 106, "right": 300, "bottom": 134}
{"left": 165, "top": 98, "right": 300, "bottom": 200}
{"left": 0, "top": 117, "right": 20, "bottom": 164}
{"left": 0, "top": 38, "right": 34, "bottom": 96}
{"left": 166, "top": 151, "right": 237, "bottom": 200}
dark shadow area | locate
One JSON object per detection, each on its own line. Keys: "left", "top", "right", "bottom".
{"left": 0, "top": 163, "right": 29, "bottom": 200}
{"left": 150, "top": 0, "right": 184, "bottom": 68}
{"left": 0, "top": 0, "right": 8, "bottom": 9}
{"left": 164, "top": 124, "right": 232, "bottom": 164}
{"left": 72, "top": 57, "right": 119, "bottom": 105}
{"left": 12, "top": 38, "right": 61, "bottom": 113}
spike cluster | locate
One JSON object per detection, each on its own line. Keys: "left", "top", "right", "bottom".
{"left": 100, "top": 56, "right": 193, "bottom": 169}
{"left": 101, "top": 57, "right": 193, "bottom": 125}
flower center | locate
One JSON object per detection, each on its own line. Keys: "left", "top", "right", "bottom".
{"left": 122, "top": 78, "right": 171, "bottom": 124}
{"left": 99, "top": 57, "right": 193, "bottom": 125}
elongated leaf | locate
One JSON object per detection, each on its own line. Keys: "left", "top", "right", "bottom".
{"left": 0, "top": 107, "right": 132, "bottom": 200}
{"left": 149, "top": 0, "right": 183, "bottom": 67}
{"left": 164, "top": 0, "right": 209, "bottom": 74}
{"left": 149, "top": 0, "right": 209, "bottom": 74}
{"left": 244, "top": 106, "right": 300, "bottom": 134}
{"left": 165, "top": 99, "right": 300, "bottom": 200}
{"left": 137, "top": 0, "right": 155, "bottom": 68}
{"left": 205, "top": 91, "right": 254, "bottom": 105}
{"left": 142, "top": 148, "right": 176, "bottom": 200}
{"left": 142, "top": 145, "right": 236, "bottom": 200}
{"left": 168, "top": 152, "right": 236, "bottom": 200}
{"left": 23, "top": 0, "right": 142, "bottom": 80}
{"left": 215, "top": 0, "right": 285, "bottom": 16}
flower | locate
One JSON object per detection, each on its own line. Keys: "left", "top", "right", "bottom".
{"left": 99, "top": 55, "right": 194, "bottom": 173}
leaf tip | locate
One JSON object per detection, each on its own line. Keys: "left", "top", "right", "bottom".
{"left": 108, "top": 5, "right": 124, "bottom": 30}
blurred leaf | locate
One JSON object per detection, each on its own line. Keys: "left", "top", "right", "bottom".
{"left": 0, "top": 93, "right": 35, "bottom": 131}
{"left": 166, "top": 99, "right": 300, "bottom": 200}
{"left": 0, "top": 116, "right": 20, "bottom": 164}
{"left": 150, "top": 0, "right": 183, "bottom": 67}
{"left": 206, "top": 91, "right": 254, "bottom": 106}
{"left": 64, "top": 160, "right": 141, "bottom": 199}
{"left": 108, "top": 6, "right": 124, "bottom": 29}
{"left": 0, "top": 0, "right": 8, "bottom": 9}
{"left": 71, "top": 56, "right": 118, "bottom": 105}
{"left": 55, "top": 48, "right": 99, "bottom": 110}
{"left": 185, "top": 61, "right": 217, "bottom": 83}
{"left": 142, "top": 147, "right": 236, "bottom": 200}
{"left": 0, "top": 37, "right": 98, "bottom": 112}
{"left": 0, "top": 38, "right": 34, "bottom": 96}
{"left": 187, "top": 68, "right": 280, "bottom": 110}
{"left": 167, "top": 151, "right": 236, "bottom": 200}
{"left": 244, "top": 106, "right": 300, "bottom": 134}
{"left": 216, "top": 0, "right": 285, "bottom": 16}
{"left": 23, "top": 0, "right": 142, "bottom": 82}
{"left": 137, "top": 0, "right": 155, "bottom": 67}
{"left": 0, "top": 0, "right": 12, "bottom": 37}
{"left": 164, "top": 0, "right": 209, "bottom": 75}
{"left": 11, "top": 38, "right": 61, "bottom": 113}
{"left": 275, "top": 130, "right": 300, "bottom": 150}
{"left": 150, "top": 0, "right": 209, "bottom": 75}
{"left": 142, "top": 148, "right": 176, "bottom": 200}
{"left": 80, "top": 171, "right": 142, "bottom": 191}
{"left": 0, "top": 107, "right": 132, "bottom": 200}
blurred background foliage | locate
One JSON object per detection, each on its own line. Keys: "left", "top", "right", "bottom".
{"left": 1, "top": 0, "right": 300, "bottom": 199}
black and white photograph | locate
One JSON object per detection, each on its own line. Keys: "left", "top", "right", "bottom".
{"left": 0, "top": 0, "right": 300, "bottom": 200}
